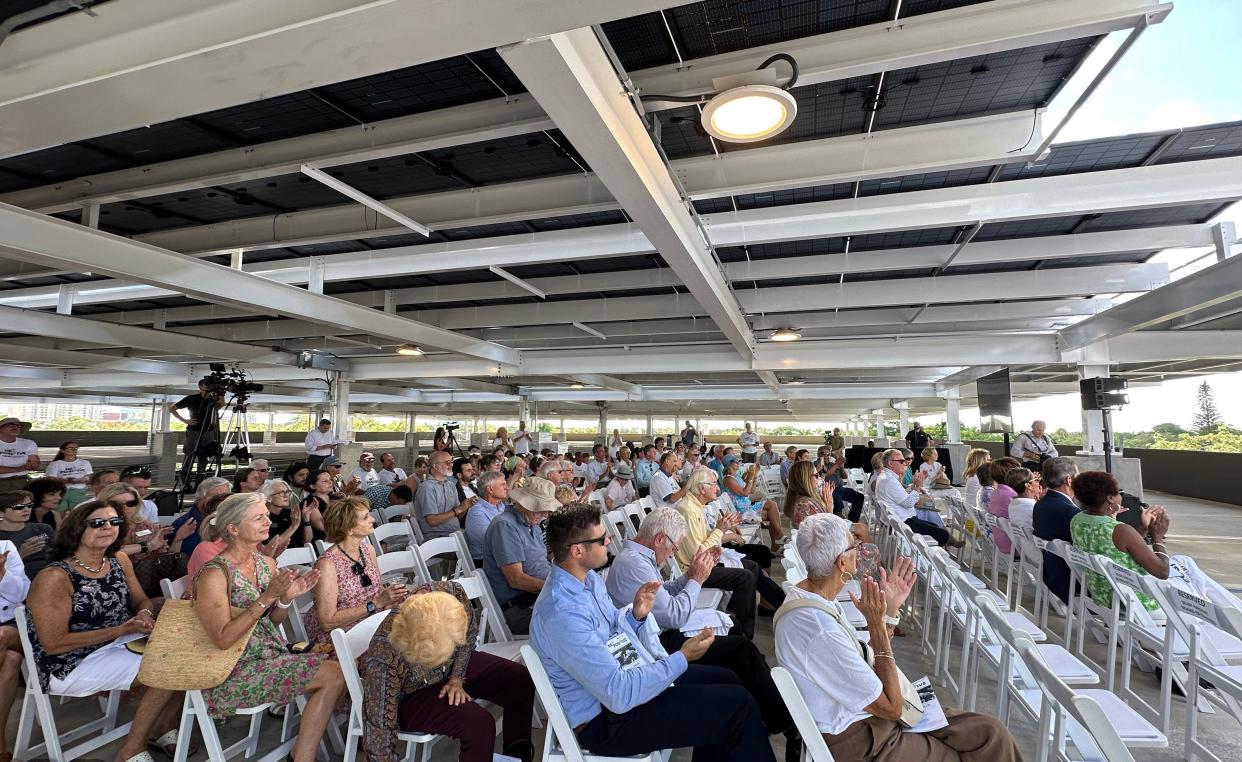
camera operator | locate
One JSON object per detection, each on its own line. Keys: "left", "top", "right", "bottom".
{"left": 169, "top": 377, "right": 222, "bottom": 485}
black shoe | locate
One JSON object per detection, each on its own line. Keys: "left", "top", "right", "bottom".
{"left": 783, "top": 729, "right": 803, "bottom": 762}
{"left": 502, "top": 738, "right": 535, "bottom": 762}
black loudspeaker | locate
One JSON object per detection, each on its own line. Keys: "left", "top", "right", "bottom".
{"left": 1080, "top": 376, "right": 1129, "bottom": 410}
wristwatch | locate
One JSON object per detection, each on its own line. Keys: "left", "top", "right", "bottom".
{"left": 138, "top": 541, "right": 148, "bottom": 554}
{"left": 884, "top": 614, "right": 900, "bottom": 627}
{"left": 366, "top": 601, "right": 377, "bottom": 615}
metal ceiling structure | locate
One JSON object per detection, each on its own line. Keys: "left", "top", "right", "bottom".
{"left": 0, "top": 0, "right": 1239, "bottom": 427}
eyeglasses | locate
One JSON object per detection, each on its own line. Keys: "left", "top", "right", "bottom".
{"left": 254, "top": 468, "right": 270, "bottom": 472}
{"left": 87, "top": 517, "right": 125, "bottom": 529}
{"left": 576, "top": 532, "right": 609, "bottom": 548}
{"left": 121, "top": 467, "right": 151, "bottom": 479}
{"left": 2, "top": 503, "right": 32, "bottom": 511}
{"left": 115, "top": 498, "right": 140, "bottom": 508}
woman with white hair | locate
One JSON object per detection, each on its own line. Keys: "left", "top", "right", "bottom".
{"left": 774, "top": 513, "right": 1021, "bottom": 761}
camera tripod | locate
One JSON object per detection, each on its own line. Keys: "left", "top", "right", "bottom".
{"left": 443, "top": 426, "right": 465, "bottom": 458}
{"left": 220, "top": 401, "right": 254, "bottom": 466}
{"left": 172, "top": 395, "right": 252, "bottom": 502}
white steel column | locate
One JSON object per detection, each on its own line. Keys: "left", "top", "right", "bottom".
{"left": 597, "top": 405, "right": 609, "bottom": 440}
{"left": 898, "top": 408, "right": 910, "bottom": 441}
{"left": 943, "top": 388, "right": 962, "bottom": 444}
{"left": 645, "top": 414, "right": 654, "bottom": 443}
{"left": 1078, "top": 364, "right": 1110, "bottom": 455}
{"left": 875, "top": 413, "right": 886, "bottom": 443}
{"left": 332, "top": 376, "right": 351, "bottom": 443}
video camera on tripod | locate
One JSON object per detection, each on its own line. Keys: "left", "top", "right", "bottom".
{"left": 203, "top": 362, "right": 265, "bottom": 406}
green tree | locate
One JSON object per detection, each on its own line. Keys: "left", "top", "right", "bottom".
{"left": 1192, "top": 381, "right": 1222, "bottom": 433}
{"left": 1152, "top": 422, "right": 1187, "bottom": 438}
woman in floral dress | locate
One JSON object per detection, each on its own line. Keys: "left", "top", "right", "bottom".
{"left": 192, "top": 493, "right": 345, "bottom": 762}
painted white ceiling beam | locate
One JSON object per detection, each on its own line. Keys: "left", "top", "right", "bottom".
{"left": 0, "top": 304, "right": 293, "bottom": 364}
{"left": 0, "top": 0, "right": 691, "bottom": 158}
{"left": 299, "top": 164, "right": 431, "bottom": 237}
{"left": 565, "top": 375, "right": 644, "bottom": 396}
{"left": 0, "top": 203, "right": 520, "bottom": 365}
{"left": 0, "top": 365, "right": 64, "bottom": 381}
{"left": 0, "top": 342, "right": 183, "bottom": 375}
{"left": 499, "top": 28, "right": 755, "bottom": 358}
{"left": 1058, "top": 254, "right": 1242, "bottom": 350}
{"left": 934, "top": 366, "right": 1007, "bottom": 396}
{"left": 1104, "top": 331, "right": 1242, "bottom": 363}
{"left": 5, "top": 0, "right": 1162, "bottom": 210}
{"left": 125, "top": 112, "right": 1050, "bottom": 257}
{"left": 415, "top": 377, "right": 517, "bottom": 395}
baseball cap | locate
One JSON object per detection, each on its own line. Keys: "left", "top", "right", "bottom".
{"left": 360, "top": 451, "right": 375, "bottom": 460}
{"left": 322, "top": 456, "right": 343, "bottom": 467}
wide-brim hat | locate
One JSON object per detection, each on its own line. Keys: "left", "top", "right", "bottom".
{"left": 510, "top": 476, "right": 562, "bottom": 514}
{"left": 0, "top": 417, "right": 30, "bottom": 434}
{"left": 930, "top": 473, "right": 953, "bottom": 489}
{"left": 613, "top": 463, "right": 634, "bottom": 479}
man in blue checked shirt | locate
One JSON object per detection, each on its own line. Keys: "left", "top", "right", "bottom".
{"left": 530, "top": 504, "right": 775, "bottom": 762}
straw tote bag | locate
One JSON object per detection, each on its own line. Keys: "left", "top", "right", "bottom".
{"left": 137, "top": 557, "right": 258, "bottom": 690}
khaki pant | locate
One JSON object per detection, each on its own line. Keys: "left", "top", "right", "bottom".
{"left": 824, "top": 709, "right": 1022, "bottom": 762}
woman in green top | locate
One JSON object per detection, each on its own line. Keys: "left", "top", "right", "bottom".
{"left": 1068, "top": 471, "right": 1169, "bottom": 611}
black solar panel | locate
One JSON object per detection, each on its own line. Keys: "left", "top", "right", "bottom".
{"left": 996, "top": 134, "right": 1164, "bottom": 181}
{"left": 733, "top": 181, "right": 855, "bottom": 210}
{"left": 849, "top": 228, "right": 961, "bottom": 249}
{"left": 189, "top": 92, "right": 358, "bottom": 146}
{"left": 314, "top": 56, "right": 514, "bottom": 122}
{"left": 874, "top": 38, "right": 1098, "bottom": 130}
{"left": 858, "top": 165, "right": 994, "bottom": 196}
{"left": 0, "top": 144, "right": 132, "bottom": 186}
{"left": 526, "top": 210, "right": 629, "bottom": 232}
{"left": 423, "top": 130, "right": 586, "bottom": 186}
{"left": 975, "top": 217, "right": 1082, "bottom": 241}
{"left": 1154, "top": 123, "right": 1242, "bottom": 164}
{"left": 1078, "top": 202, "right": 1233, "bottom": 232}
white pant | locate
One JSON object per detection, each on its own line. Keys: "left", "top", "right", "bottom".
{"left": 49, "top": 634, "right": 143, "bottom": 697}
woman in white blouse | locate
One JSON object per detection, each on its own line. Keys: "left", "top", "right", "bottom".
{"left": 773, "top": 513, "right": 1021, "bottom": 761}
{"left": 961, "top": 448, "right": 991, "bottom": 510}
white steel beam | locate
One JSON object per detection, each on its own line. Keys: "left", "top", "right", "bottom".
{"left": 756, "top": 371, "right": 783, "bottom": 397}
{"left": 0, "top": 304, "right": 292, "bottom": 364}
{"left": 416, "top": 377, "right": 516, "bottom": 395}
{"left": 489, "top": 267, "right": 547, "bottom": 299}
{"left": 5, "top": 0, "right": 1163, "bottom": 211}
{"left": 0, "top": 203, "right": 520, "bottom": 365}
{"left": 934, "top": 366, "right": 1006, "bottom": 396}
{"left": 499, "top": 28, "right": 755, "bottom": 358}
{"left": 0, "top": 0, "right": 690, "bottom": 158}
{"left": 0, "top": 365, "right": 64, "bottom": 381}
{"left": 1107, "top": 332, "right": 1242, "bottom": 363}
{"left": 299, "top": 165, "right": 431, "bottom": 237}
{"left": 564, "top": 375, "right": 643, "bottom": 396}
{"left": 0, "top": 342, "right": 183, "bottom": 375}
{"left": 1057, "top": 254, "right": 1242, "bottom": 350}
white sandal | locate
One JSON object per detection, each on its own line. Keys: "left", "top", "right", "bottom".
{"left": 147, "top": 729, "right": 180, "bottom": 757}
{"left": 123, "top": 752, "right": 156, "bottom": 762}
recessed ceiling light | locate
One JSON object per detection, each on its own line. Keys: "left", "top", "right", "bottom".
{"left": 769, "top": 327, "right": 802, "bottom": 342}
{"left": 569, "top": 382, "right": 586, "bottom": 389}
{"left": 395, "top": 344, "right": 424, "bottom": 356}
{"left": 702, "top": 85, "right": 798, "bottom": 143}
{"left": 786, "top": 379, "right": 805, "bottom": 385}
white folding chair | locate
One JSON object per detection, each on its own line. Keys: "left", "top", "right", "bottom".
{"left": 370, "top": 520, "right": 416, "bottom": 555}
{"left": 161, "top": 574, "right": 189, "bottom": 600}
{"left": 406, "top": 516, "right": 426, "bottom": 544}
{"left": 412, "top": 533, "right": 472, "bottom": 582}
{"left": 453, "top": 530, "right": 479, "bottom": 572}
{"left": 1058, "top": 544, "right": 1122, "bottom": 687}
{"left": 771, "top": 666, "right": 836, "bottom": 762}
{"left": 13, "top": 607, "right": 132, "bottom": 762}
{"left": 603, "top": 510, "right": 631, "bottom": 550}
{"left": 376, "top": 548, "right": 428, "bottom": 587}
{"left": 276, "top": 545, "right": 317, "bottom": 570}
{"left": 172, "top": 689, "right": 298, "bottom": 762}
{"left": 333, "top": 610, "right": 442, "bottom": 762}
{"left": 380, "top": 504, "right": 413, "bottom": 523}
{"left": 520, "top": 644, "right": 669, "bottom": 762}
{"left": 1016, "top": 638, "right": 1166, "bottom": 761}
{"left": 1177, "top": 583, "right": 1242, "bottom": 762}
{"left": 452, "top": 570, "right": 525, "bottom": 662}
{"left": 623, "top": 502, "right": 646, "bottom": 536}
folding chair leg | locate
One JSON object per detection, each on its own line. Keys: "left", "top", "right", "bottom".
{"left": 173, "top": 695, "right": 195, "bottom": 762}
{"left": 35, "top": 693, "right": 65, "bottom": 762}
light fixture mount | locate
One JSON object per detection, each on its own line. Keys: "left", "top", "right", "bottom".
{"left": 395, "top": 344, "right": 424, "bottom": 356}
{"left": 701, "top": 83, "right": 798, "bottom": 144}
{"left": 769, "top": 327, "right": 802, "bottom": 342}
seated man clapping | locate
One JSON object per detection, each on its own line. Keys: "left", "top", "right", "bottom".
{"left": 531, "top": 504, "right": 775, "bottom": 762}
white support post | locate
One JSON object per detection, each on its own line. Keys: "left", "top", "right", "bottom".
{"left": 944, "top": 388, "right": 962, "bottom": 444}
{"left": 597, "top": 406, "right": 608, "bottom": 441}
{"left": 645, "top": 414, "right": 654, "bottom": 443}
{"left": 332, "top": 375, "right": 351, "bottom": 443}
{"left": 898, "top": 409, "right": 910, "bottom": 441}
{"left": 1078, "top": 363, "right": 1110, "bottom": 455}
{"left": 230, "top": 249, "right": 244, "bottom": 269}
{"left": 384, "top": 289, "right": 398, "bottom": 314}
{"left": 1212, "top": 221, "right": 1237, "bottom": 262}
{"left": 875, "top": 413, "right": 886, "bottom": 443}
{"left": 307, "top": 256, "right": 325, "bottom": 295}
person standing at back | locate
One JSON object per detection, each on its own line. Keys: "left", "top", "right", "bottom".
{"left": 736, "top": 424, "right": 760, "bottom": 464}
{"left": 304, "top": 418, "right": 338, "bottom": 471}
{"left": 680, "top": 421, "right": 698, "bottom": 448}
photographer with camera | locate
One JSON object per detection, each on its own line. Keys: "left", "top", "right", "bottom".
{"left": 170, "top": 377, "right": 223, "bottom": 486}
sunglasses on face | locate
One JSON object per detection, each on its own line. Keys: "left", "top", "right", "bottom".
{"left": 87, "top": 517, "right": 125, "bottom": 529}
{"left": 270, "top": 490, "right": 293, "bottom": 497}
{"left": 2, "top": 503, "right": 32, "bottom": 511}
{"left": 254, "top": 468, "right": 270, "bottom": 472}
{"left": 576, "top": 532, "right": 609, "bottom": 548}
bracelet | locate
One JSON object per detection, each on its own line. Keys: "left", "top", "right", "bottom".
{"left": 138, "top": 608, "right": 154, "bottom": 618}
{"left": 873, "top": 652, "right": 896, "bottom": 661}
{"left": 273, "top": 598, "right": 292, "bottom": 609}
{"left": 1154, "top": 551, "right": 1170, "bottom": 559}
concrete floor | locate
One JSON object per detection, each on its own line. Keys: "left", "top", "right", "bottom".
{"left": 16, "top": 489, "right": 1242, "bottom": 761}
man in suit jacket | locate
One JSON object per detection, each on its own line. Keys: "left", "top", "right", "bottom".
{"left": 1032, "top": 457, "right": 1080, "bottom": 604}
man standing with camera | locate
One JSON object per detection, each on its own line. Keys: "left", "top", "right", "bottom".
{"left": 169, "top": 377, "right": 221, "bottom": 487}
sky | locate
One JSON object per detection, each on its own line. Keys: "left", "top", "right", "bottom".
{"left": 1004, "top": 0, "right": 1242, "bottom": 433}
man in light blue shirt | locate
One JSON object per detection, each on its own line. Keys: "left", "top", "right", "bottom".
{"left": 634, "top": 445, "right": 660, "bottom": 493}
{"left": 531, "top": 505, "right": 775, "bottom": 762}
{"left": 464, "top": 470, "right": 508, "bottom": 561}
{"left": 482, "top": 476, "right": 560, "bottom": 634}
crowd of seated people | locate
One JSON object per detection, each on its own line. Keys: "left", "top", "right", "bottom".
{"left": 3, "top": 418, "right": 1241, "bottom": 762}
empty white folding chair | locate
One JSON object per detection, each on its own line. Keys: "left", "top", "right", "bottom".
{"left": 452, "top": 570, "right": 525, "bottom": 661}
{"left": 1178, "top": 584, "right": 1242, "bottom": 762}
{"left": 1056, "top": 543, "right": 1122, "bottom": 686}
{"left": 376, "top": 548, "right": 428, "bottom": 587}
{"left": 603, "top": 510, "right": 632, "bottom": 549}
{"left": 13, "top": 607, "right": 132, "bottom": 762}
{"left": 520, "top": 644, "right": 670, "bottom": 762}
{"left": 406, "top": 515, "right": 426, "bottom": 544}
{"left": 370, "top": 520, "right": 416, "bottom": 555}
{"left": 333, "top": 610, "right": 442, "bottom": 762}
{"left": 276, "top": 545, "right": 317, "bottom": 570}
{"left": 623, "top": 502, "right": 646, "bottom": 536}
{"left": 380, "top": 504, "right": 413, "bottom": 523}
{"left": 771, "top": 666, "right": 836, "bottom": 762}
{"left": 412, "top": 533, "right": 472, "bottom": 582}
{"left": 161, "top": 574, "right": 189, "bottom": 600}
{"left": 1016, "top": 638, "right": 1166, "bottom": 761}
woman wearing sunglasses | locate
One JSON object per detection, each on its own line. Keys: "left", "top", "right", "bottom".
{"left": 26, "top": 500, "right": 186, "bottom": 762}
{"left": 0, "top": 490, "right": 54, "bottom": 578}
{"left": 97, "top": 483, "right": 194, "bottom": 598}
{"left": 303, "top": 497, "right": 408, "bottom": 645}
{"left": 192, "top": 493, "right": 344, "bottom": 762}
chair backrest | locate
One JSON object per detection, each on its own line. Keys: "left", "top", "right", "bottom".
{"left": 771, "top": 666, "right": 837, "bottom": 762}
{"left": 371, "top": 521, "right": 414, "bottom": 554}
{"left": 276, "top": 545, "right": 317, "bottom": 569}
{"left": 161, "top": 574, "right": 188, "bottom": 600}
{"left": 451, "top": 570, "right": 511, "bottom": 646}
{"left": 331, "top": 609, "right": 395, "bottom": 712}
{"left": 376, "top": 548, "right": 427, "bottom": 586}
{"left": 623, "top": 502, "right": 645, "bottom": 535}
{"left": 1094, "top": 557, "right": 1161, "bottom": 629}
{"left": 519, "top": 643, "right": 588, "bottom": 762}
{"left": 14, "top": 607, "right": 46, "bottom": 695}
{"left": 602, "top": 510, "right": 630, "bottom": 549}
{"left": 413, "top": 535, "right": 467, "bottom": 581}
{"left": 1157, "top": 579, "right": 1242, "bottom": 668}
{"left": 452, "top": 530, "right": 478, "bottom": 572}
{"left": 381, "top": 504, "right": 412, "bottom": 523}
{"left": 1014, "top": 639, "right": 1137, "bottom": 761}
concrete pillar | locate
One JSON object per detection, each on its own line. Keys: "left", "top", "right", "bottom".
{"left": 898, "top": 408, "right": 910, "bottom": 440}
{"left": 1079, "top": 363, "right": 1110, "bottom": 454}
{"left": 332, "top": 376, "right": 351, "bottom": 442}
{"left": 597, "top": 405, "right": 609, "bottom": 440}
{"left": 645, "top": 413, "right": 654, "bottom": 442}
{"left": 518, "top": 398, "right": 531, "bottom": 429}
{"left": 875, "top": 413, "right": 886, "bottom": 442}
{"left": 943, "top": 388, "right": 962, "bottom": 444}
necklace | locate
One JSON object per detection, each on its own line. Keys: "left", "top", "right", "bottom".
{"left": 71, "top": 555, "right": 106, "bottom": 574}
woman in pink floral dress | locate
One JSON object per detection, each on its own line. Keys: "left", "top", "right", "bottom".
{"left": 192, "top": 493, "right": 345, "bottom": 762}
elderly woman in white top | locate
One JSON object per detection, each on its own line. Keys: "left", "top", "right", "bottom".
{"left": 774, "top": 513, "right": 1022, "bottom": 761}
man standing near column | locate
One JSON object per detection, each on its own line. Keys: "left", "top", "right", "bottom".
{"left": 512, "top": 420, "right": 533, "bottom": 456}
{"left": 736, "top": 423, "right": 759, "bottom": 464}
{"left": 304, "top": 418, "right": 338, "bottom": 471}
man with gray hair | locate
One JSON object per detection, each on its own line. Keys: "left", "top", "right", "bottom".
{"left": 874, "top": 448, "right": 957, "bottom": 547}
{"left": 606, "top": 507, "right": 794, "bottom": 739}
{"left": 170, "top": 475, "right": 230, "bottom": 558}
{"left": 1033, "top": 456, "right": 1080, "bottom": 604}
{"left": 1011, "top": 419, "right": 1058, "bottom": 470}
{"left": 465, "top": 470, "right": 508, "bottom": 562}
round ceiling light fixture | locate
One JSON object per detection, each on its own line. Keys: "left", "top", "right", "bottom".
{"left": 395, "top": 344, "right": 424, "bottom": 356}
{"left": 569, "top": 382, "right": 586, "bottom": 389}
{"left": 769, "top": 327, "right": 802, "bottom": 342}
{"left": 702, "top": 85, "right": 798, "bottom": 144}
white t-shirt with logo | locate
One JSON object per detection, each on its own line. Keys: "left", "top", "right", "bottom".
{"left": 377, "top": 467, "right": 407, "bottom": 485}
{"left": 45, "top": 458, "right": 94, "bottom": 482}
{"left": 349, "top": 467, "right": 381, "bottom": 488}
{"left": 738, "top": 431, "right": 759, "bottom": 455}
{"left": 0, "top": 437, "right": 37, "bottom": 480}
{"left": 512, "top": 429, "right": 532, "bottom": 455}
